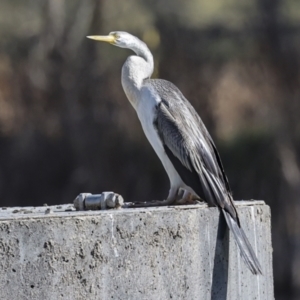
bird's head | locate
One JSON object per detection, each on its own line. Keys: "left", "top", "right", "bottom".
{"left": 87, "top": 31, "right": 142, "bottom": 50}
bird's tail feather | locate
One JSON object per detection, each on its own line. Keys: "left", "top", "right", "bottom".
{"left": 222, "top": 209, "right": 262, "bottom": 275}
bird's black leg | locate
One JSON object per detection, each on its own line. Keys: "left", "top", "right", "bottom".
{"left": 123, "top": 188, "right": 201, "bottom": 208}
{"left": 126, "top": 199, "right": 174, "bottom": 208}
{"left": 124, "top": 187, "right": 179, "bottom": 208}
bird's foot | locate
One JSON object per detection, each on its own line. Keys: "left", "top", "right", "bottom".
{"left": 125, "top": 198, "right": 175, "bottom": 208}
{"left": 174, "top": 190, "right": 201, "bottom": 205}
{"left": 123, "top": 190, "right": 201, "bottom": 208}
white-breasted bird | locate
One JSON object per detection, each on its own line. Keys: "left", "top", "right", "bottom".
{"left": 87, "top": 31, "right": 262, "bottom": 275}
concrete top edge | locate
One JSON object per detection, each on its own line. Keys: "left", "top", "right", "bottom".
{"left": 0, "top": 200, "right": 266, "bottom": 221}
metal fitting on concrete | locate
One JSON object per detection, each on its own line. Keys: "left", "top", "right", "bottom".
{"left": 74, "top": 192, "right": 124, "bottom": 211}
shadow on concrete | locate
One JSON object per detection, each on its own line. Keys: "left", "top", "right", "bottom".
{"left": 211, "top": 212, "right": 229, "bottom": 300}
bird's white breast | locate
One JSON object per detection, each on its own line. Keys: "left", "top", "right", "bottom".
{"left": 134, "top": 86, "right": 183, "bottom": 188}
{"left": 135, "top": 86, "right": 161, "bottom": 153}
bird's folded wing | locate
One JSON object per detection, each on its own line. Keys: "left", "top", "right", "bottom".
{"left": 155, "top": 96, "right": 238, "bottom": 222}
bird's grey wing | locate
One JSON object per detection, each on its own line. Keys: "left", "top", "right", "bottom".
{"left": 152, "top": 84, "right": 237, "bottom": 221}
{"left": 151, "top": 80, "right": 262, "bottom": 274}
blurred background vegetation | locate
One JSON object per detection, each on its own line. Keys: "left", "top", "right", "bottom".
{"left": 0, "top": 0, "right": 300, "bottom": 298}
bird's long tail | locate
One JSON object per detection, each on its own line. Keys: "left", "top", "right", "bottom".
{"left": 222, "top": 209, "right": 262, "bottom": 275}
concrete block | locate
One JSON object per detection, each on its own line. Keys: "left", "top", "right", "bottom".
{"left": 0, "top": 201, "right": 273, "bottom": 300}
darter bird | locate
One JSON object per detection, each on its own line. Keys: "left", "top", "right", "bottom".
{"left": 87, "top": 31, "right": 262, "bottom": 275}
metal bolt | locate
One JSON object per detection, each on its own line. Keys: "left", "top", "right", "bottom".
{"left": 74, "top": 192, "right": 124, "bottom": 211}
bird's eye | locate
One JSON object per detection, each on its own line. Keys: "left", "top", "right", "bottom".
{"left": 112, "top": 33, "right": 120, "bottom": 40}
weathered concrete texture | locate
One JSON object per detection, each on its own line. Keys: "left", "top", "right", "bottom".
{"left": 0, "top": 201, "right": 273, "bottom": 300}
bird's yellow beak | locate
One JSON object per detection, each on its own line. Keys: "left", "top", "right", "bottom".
{"left": 86, "top": 35, "right": 116, "bottom": 44}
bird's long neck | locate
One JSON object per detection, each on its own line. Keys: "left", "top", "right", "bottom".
{"left": 121, "top": 41, "right": 154, "bottom": 109}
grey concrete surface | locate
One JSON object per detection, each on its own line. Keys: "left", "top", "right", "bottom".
{"left": 0, "top": 201, "right": 273, "bottom": 300}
